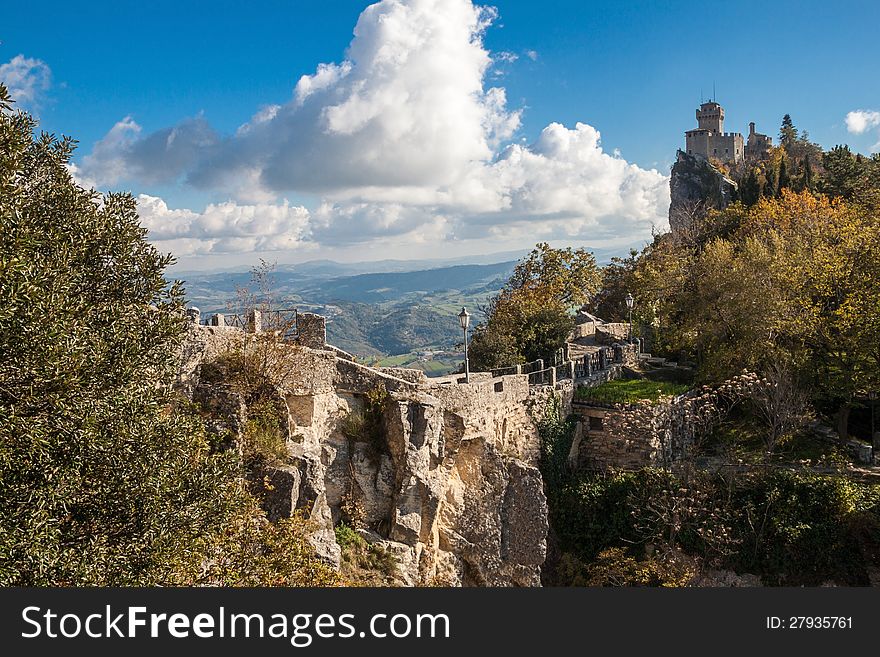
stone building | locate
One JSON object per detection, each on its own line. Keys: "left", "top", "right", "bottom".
{"left": 685, "top": 102, "right": 744, "bottom": 164}
{"left": 744, "top": 121, "right": 773, "bottom": 160}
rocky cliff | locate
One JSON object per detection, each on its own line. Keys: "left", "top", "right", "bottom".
{"left": 668, "top": 150, "right": 738, "bottom": 233}
{"left": 178, "top": 325, "right": 549, "bottom": 586}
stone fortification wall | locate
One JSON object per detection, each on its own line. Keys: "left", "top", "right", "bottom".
{"left": 594, "top": 323, "right": 630, "bottom": 345}
{"left": 569, "top": 402, "right": 664, "bottom": 471}
{"left": 177, "top": 323, "right": 547, "bottom": 587}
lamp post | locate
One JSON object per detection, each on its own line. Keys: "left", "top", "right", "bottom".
{"left": 625, "top": 293, "right": 634, "bottom": 343}
{"left": 458, "top": 307, "right": 470, "bottom": 383}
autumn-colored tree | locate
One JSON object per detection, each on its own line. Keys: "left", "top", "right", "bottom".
{"left": 468, "top": 243, "right": 600, "bottom": 370}
{"left": 505, "top": 242, "right": 601, "bottom": 306}
{"left": 589, "top": 249, "right": 639, "bottom": 321}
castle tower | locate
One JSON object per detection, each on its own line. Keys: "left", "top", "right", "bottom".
{"left": 685, "top": 100, "right": 743, "bottom": 164}
{"left": 696, "top": 102, "right": 724, "bottom": 133}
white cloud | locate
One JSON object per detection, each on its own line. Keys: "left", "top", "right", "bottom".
{"left": 80, "top": 114, "right": 218, "bottom": 188}
{"left": 0, "top": 54, "right": 52, "bottom": 108}
{"left": 845, "top": 109, "right": 880, "bottom": 134}
{"left": 525, "top": 49, "right": 538, "bottom": 61}
{"left": 845, "top": 109, "right": 880, "bottom": 153}
{"left": 137, "top": 194, "right": 310, "bottom": 255}
{"left": 80, "top": 116, "right": 141, "bottom": 186}
{"left": 77, "top": 0, "right": 669, "bottom": 258}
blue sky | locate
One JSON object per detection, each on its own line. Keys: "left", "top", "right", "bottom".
{"left": 2, "top": 0, "right": 879, "bottom": 269}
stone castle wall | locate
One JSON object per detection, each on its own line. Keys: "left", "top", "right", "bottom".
{"left": 177, "top": 323, "right": 549, "bottom": 587}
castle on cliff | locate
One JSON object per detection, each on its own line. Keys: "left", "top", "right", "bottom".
{"left": 684, "top": 101, "right": 772, "bottom": 165}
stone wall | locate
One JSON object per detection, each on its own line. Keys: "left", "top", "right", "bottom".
{"left": 594, "top": 323, "right": 630, "bottom": 345}
{"left": 570, "top": 321, "right": 596, "bottom": 340}
{"left": 429, "top": 374, "right": 543, "bottom": 466}
{"left": 177, "top": 323, "right": 548, "bottom": 586}
{"left": 569, "top": 402, "right": 663, "bottom": 471}
{"left": 377, "top": 367, "right": 429, "bottom": 385}
{"left": 295, "top": 312, "right": 327, "bottom": 349}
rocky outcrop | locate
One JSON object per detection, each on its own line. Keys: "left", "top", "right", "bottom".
{"left": 179, "top": 325, "right": 549, "bottom": 586}
{"left": 668, "top": 150, "right": 737, "bottom": 233}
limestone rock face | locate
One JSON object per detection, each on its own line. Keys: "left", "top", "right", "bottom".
{"left": 668, "top": 150, "right": 737, "bottom": 233}
{"left": 180, "top": 326, "right": 549, "bottom": 586}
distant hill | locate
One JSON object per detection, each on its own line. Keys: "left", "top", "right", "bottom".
{"left": 178, "top": 245, "right": 639, "bottom": 360}
{"left": 297, "top": 261, "right": 515, "bottom": 303}
{"left": 180, "top": 260, "right": 514, "bottom": 358}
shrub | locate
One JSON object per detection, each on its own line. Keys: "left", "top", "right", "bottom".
{"left": 243, "top": 399, "right": 288, "bottom": 465}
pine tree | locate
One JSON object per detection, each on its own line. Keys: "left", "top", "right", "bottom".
{"left": 801, "top": 155, "right": 813, "bottom": 192}
{"left": 780, "top": 114, "right": 798, "bottom": 148}
{"left": 762, "top": 163, "right": 778, "bottom": 198}
{"left": 740, "top": 168, "right": 761, "bottom": 205}
{"left": 820, "top": 145, "right": 860, "bottom": 199}
{"left": 777, "top": 156, "right": 790, "bottom": 194}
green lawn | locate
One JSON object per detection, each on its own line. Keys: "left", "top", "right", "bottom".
{"left": 576, "top": 378, "right": 690, "bottom": 404}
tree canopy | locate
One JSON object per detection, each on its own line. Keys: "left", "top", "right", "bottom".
{"left": 468, "top": 243, "right": 600, "bottom": 371}
{"left": 0, "top": 85, "right": 337, "bottom": 585}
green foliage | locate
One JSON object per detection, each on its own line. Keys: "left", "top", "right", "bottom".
{"left": 556, "top": 548, "right": 695, "bottom": 587}
{"left": 0, "top": 89, "right": 231, "bottom": 584}
{"left": 777, "top": 155, "right": 790, "bottom": 193}
{"left": 204, "top": 509, "right": 342, "bottom": 587}
{"left": 0, "top": 86, "right": 333, "bottom": 586}
{"left": 334, "top": 522, "right": 363, "bottom": 551}
{"left": 335, "top": 522, "right": 399, "bottom": 586}
{"left": 729, "top": 471, "right": 880, "bottom": 585}
{"left": 623, "top": 189, "right": 880, "bottom": 441}
{"left": 740, "top": 168, "right": 761, "bottom": 206}
{"left": 575, "top": 379, "right": 690, "bottom": 404}
{"left": 532, "top": 392, "right": 577, "bottom": 490}
{"left": 588, "top": 249, "right": 639, "bottom": 321}
{"left": 243, "top": 400, "right": 289, "bottom": 465}
{"left": 340, "top": 385, "right": 389, "bottom": 454}
{"left": 546, "top": 465, "right": 880, "bottom": 586}
{"left": 468, "top": 242, "right": 600, "bottom": 371}
{"left": 779, "top": 114, "right": 798, "bottom": 148}
{"left": 820, "top": 145, "right": 860, "bottom": 200}
{"left": 506, "top": 242, "right": 601, "bottom": 307}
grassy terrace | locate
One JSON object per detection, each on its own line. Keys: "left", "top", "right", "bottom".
{"left": 575, "top": 378, "right": 690, "bottom": 404}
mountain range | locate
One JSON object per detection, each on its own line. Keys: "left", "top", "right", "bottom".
{"left": 178, "top": 245, "right": 639, "bottom": 369}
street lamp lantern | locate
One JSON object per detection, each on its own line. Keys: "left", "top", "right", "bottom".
{"left": 458, "top": 307, "right": 470, "bottom": 383}
{"left": 624, "top": 293, "right": 634, "bottom": 343}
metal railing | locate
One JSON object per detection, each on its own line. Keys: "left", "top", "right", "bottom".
{"left": 213, "top": 308, "right": 299, "bottom": 340}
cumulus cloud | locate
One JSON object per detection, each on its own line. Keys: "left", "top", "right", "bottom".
{"left": 137, "top": 195, "right": 310, "bottom": 255}
{"left": 187, "top": 0, "right": 517, "bottom": 196}
{"left": 845, "top": 109, "right": 880, "bottom": 134}
{"left": 845, "top": 109, "right": 880, "bottom": 152}
{"left": 81, "top": 114, "right": 218, "bottom": 187}
{"left": 77, "top": 0, "right": 669, "bottom": 257}
{"left": 0, "top": 54, "right": 52, "bottom": 108}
